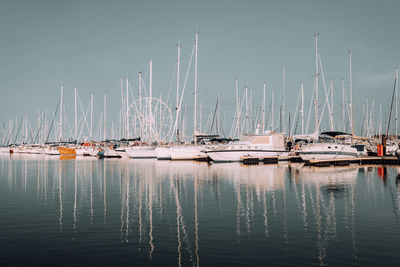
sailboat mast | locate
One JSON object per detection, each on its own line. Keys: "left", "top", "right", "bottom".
{"left": 149, "top": 59, "right": 153, "bottom": 143}
{"left": 59, "top": 85, "right": 63, "bottom": 141}
{"left": 349, "top": 50, "right": 354, "bottom": 136}
{"left": 194, "top": 31, "right": 199, "bottom": 145}
{"left": 396, "top": 67, "right": 399, "bottom": 136}
{"left": 301, "top": 83, "right": 304, "bottom": 135}
{"left": 139, "top": 72, "right": 143, "bottom": 138}
{"left": 126, "top": 76, "right": 129, "bottom": 138}
{"left": 90, "top": 92, "right": 93, "bottom": 140}
{"left": 104, "top": 93, "right": 107, "bottom": 140}
{"left": 74, "top": 87, "right": 77, "bottom": 141}
{"left": 271, "top": 90, "right": 274, "bottom": 131}
{"left": 263, "top": 81, "right": 266, "bottom": 133}
{"left": 342, "top": 79, "right": 345, "bottom": 132}
{"left": 120, "top": 76, "right": 124, "bottom": 137}
{"left": 314, "top": 33, "right": 319, "bottom": 135}
{"left": 282, "top": 66, "right": 285, "bottom": 133}
{"left": 176, "top": 44, "right": 181, "bottom": 120}
{"left": 235, "top": 78, "right": 239, "bottom": 138}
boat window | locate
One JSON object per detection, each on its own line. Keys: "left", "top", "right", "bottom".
{"left": 328, "top": 146, "right": 331, "bottom": 149}
{"left": 335, "top": 146, "right": 338, "bottom": 148}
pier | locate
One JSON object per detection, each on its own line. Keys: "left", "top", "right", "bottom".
{"left": 241, "top": 156, "right": 302, "bottom": 165}
{"left": 304, "top": 156, "right": 400, "bottom": 167}
{"left": 241, "top": 155, "right": 400, "bottom": 166}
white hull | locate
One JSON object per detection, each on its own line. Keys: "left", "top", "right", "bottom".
{"left": 299, "top": 143, "right": 359, "bottom": 161}
{"left": 29, "top": 147, "right": 45, "bottom": 154}
{"left": 115, "top": 149, "right": 130, "bottom": 159}
{"left": 170, "top": 146, "right": 207, "bottom": 160}
{"left": 0, "top": 147, "right": 9, "bottom": 153}
{"left": 126, "top": 147, "right": 156, "bottom": 158}
{"left": 44, "top": 148, "right": 60, "bottom": 155}
{"left": 206, "top": 133, "right": 286, "bottom": 163}
{"left": 102, "top": 148, "right": 121, "bottom": 158}
{"left": 155, "top": 147, "right": 171, "bottom": 160}
{"left": 207, "top": 150, "right": 284, "bottom": 162}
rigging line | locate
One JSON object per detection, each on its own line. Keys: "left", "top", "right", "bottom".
{"left": 318, "top": 53, "right": 335, "bottom": 130}
{"left": 317, "top": 85, "right": 333, "bottom": 131}
{"left": 77, "top": 94, "right": 91, "bottom": 141}
{"left": 386, "top": 77, "right": 397, "bottom": 137}
{"left": 165, "top": 61, "right": 178, "bottom": 107}
{"left": 170, "top": 42, "right": 196, "bottom": 142}
{"left": 290, "top": 87, "right": 302, "bottom": 136}
{"left": 305, "top": 80, "right": 316, "bottom": 134}
{"left": 266, "top": 98, "right": 272, "bottom": 131}
{"left": 13, "top": 117, "right": 24, "bottom": 144}
{"left": 77, "top": 93, "right": 91, "bottom": 135}
{"left": 209, "top": 97, "right": 219, "bottom": 135}
{"left": 33, "top": 112, "right": 46, "bottom": 144}
{"left": 45, "top": 98, "right": 61, "bottom": 143}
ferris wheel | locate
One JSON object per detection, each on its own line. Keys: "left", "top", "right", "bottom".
{"left": 127, "top": 97, "right": 173, "bottom": 143}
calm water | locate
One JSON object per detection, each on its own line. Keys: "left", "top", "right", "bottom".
{"left": 1, "top": 154, "right": 400, "bottom": 266}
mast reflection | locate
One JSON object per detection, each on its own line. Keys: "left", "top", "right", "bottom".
{"left": 3, "top": 154, "right": 400, "bottom": 265}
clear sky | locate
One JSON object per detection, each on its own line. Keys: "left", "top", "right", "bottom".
{"left": 0, "top": 0, "right": 399, "bottom": 138}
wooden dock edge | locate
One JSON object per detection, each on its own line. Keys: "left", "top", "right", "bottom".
{"left": 304, "top": 156, "right": 400, "bottom": 167}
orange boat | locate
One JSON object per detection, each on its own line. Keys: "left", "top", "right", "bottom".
{"left": 57, "top": 146, "right": 76, "bottom": 156}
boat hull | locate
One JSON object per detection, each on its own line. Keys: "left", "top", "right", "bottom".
{"left": 126, "top": 147, "right": 156, "bottom": 158}
{"left": 155, "top": 147, "right": 171, "bottom": 160}
{"left": 299, "top": 143, "right": 359, "bottom": 161}
{"left": 57, "top": 147, "right": 76, "bottom": 156}
{"left": 170, "top": 146, "right": 207, "bottom": 160}
{"left": 207, "top": 150, "right": 285, "bottom": 162}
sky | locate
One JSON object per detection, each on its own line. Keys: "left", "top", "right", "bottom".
{"left": 0, "top": 0, "right": 399, "bottom": 139}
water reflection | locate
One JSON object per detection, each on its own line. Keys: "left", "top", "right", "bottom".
{"left": 1, "top": 154, "right": 400, "bottom": 266}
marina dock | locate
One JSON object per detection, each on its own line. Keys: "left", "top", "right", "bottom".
{"left": 241, "top": 156, "right": 302, "bottom": 165}
{"left": 241, "top": 155, "right": 400, "bottom": 166}
{"left": 304, "top": 156, "right": 400, "bottom": 167}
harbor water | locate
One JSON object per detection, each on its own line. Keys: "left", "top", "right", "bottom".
{"left": 1, "top": 154, "right": 400, "bottom": 266}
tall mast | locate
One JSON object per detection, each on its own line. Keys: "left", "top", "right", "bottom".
{"left": 139, "top": 72, "right": 143, "bottom": 138}
{"left": 90, "top": 92, "right": 93, "bottom": 140}
{"left": 126, "top": 76, "right": 129, "bottom": 138}
{"left": 271, "top": 90, "right": 274, "bottom": 131}
{"left": 104, "top": 93, "right": 107, "bottom": 140}
{"left": 282, "top": 66, "right": 285, "bottom": 133}
{"left": 396, "top": 67, "right": 399, "bottom": 136}
{"left": 176, "top": 44, "right": 181, "bottom": 121}
{"left": 194, "top": 31, "right": 199, "bottom": 145}
{"left": 235, "top": 78, "right": 240, "bottom": 139}
{"left": 245, "top": 87, "right": 248, "bottom": 133}
{"left": 342, "top": 79, "right": 345, "bottom": 132}
{"left": 120, "top": 76, "right": 124, "bottom": 137}
{"left": 330, "top": 80, "right": 334, "bottom": 131}
{"left": 263, "top": 81, "right": 266, "bottom": 133}
{"left": 349, "top": 49, "right": 354, "bottom": 136}
{"left": 59, "top": 85, "right": 63, "bottom": 141}
{"left": 314, "top": 33, "right": 319, "bottom": 135}
{"left": 74, "top": 87, "right": 77, "bottom": 141}
{"left": 301, "top": 83, "right": 304, "bottom": 135}
{"left": 149, "top": 59, "right": 153, "bottom": 143}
